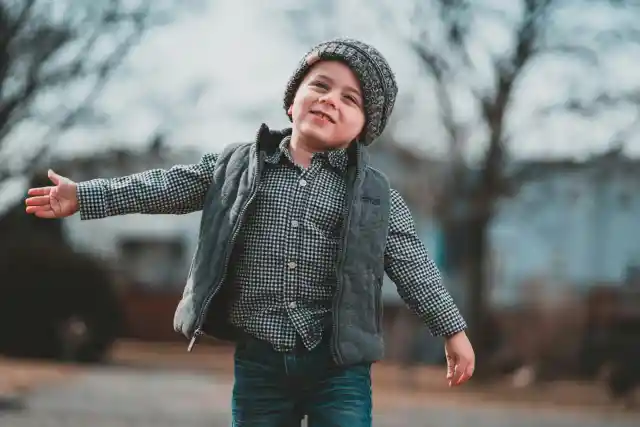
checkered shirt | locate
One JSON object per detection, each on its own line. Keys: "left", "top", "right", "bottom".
{"left": 77, "top": 137, "right": 467, "bottom": 352}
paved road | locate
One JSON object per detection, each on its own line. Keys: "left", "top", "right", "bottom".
{"left": 1, "top": 367, "right": 637, "bottom": 427}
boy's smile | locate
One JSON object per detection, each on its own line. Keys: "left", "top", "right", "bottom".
{"left": 288, "top": 60, "right": 365, "bottom": 151}
{"left": 309, "top": 109, "right": 335, "bottom": 124}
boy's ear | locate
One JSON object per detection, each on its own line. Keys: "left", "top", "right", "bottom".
{"left": 287, "top": 105, "right": 293, "bottom": 117}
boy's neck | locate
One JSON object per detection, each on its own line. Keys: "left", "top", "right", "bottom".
{"left": 288, "top": 134, "right": 315, "bottom": 169}
{"left": 288, "top": 129, "right": 351, "bottom": 169}
{"left": 288, "top": 130, "right": 330, "bottom": 169}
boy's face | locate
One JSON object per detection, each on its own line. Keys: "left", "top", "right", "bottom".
{"left": 288, "top": 60, "right": 365, "bottom": 150}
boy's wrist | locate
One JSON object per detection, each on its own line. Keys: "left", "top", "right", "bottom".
{"left": 444, "top": 330, "right": 467, "bottom": 341}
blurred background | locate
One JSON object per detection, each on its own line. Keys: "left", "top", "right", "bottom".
{"left": 1, "top": 0, "right": 639, "bottom": 426}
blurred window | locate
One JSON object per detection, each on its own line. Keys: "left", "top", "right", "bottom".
{"left": 117, "top": 238, "right": 186, "bottom": 291}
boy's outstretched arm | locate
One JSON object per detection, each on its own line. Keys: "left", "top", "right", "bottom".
{"left": 384, "top": 189, "right": 475, "bottom": 385}
{"left": 25, "top": 153, "right": 218, "bottom": 220}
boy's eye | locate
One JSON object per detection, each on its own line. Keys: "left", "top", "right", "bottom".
{"left": 344, "top": 95, "right": 358, "bottom": 104}
{"left": 312, "top": 81, "right": 329, "bottom": 90}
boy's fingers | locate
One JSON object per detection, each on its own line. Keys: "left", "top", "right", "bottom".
{"left": 446, "top": 357, "right": 455, "bottom": 381}
{"left": 454, "top": 365, "right": 464, "bottom": 384}
{"left": 25, "top": 196, "right": 50, "bottom": 206}
{"left": 452, "top": 362, "right": 474, "bottom": 386}
{"left": 456, "top": 373, "right": 471, "bottom": 385}
{"left": 27, "top": 187, "right": 52, "bottom": 196}
{"left": 26, "top": 205, "right": 51, "bottom": 214}
{"left": 47, "top": 169, "right": 61, "bottom": 184}
{"left": 466, "top": 364, "right": 475, "bottom": 377}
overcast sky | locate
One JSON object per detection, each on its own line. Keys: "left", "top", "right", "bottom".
{"left": 5, "top": 0, "right": 640, "bottom": 165}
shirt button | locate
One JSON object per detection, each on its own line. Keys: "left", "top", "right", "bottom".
{"left": 288, "top": 301, "right": 297, "bottom": 309}
{"left": 287, "top": 261, "right": 297, "bottom": 269}
{"left": 299, "top": 179, "right": 307, "bottom": 187}
{"left": 291, "top": 220, "right": 299, "bottom": 228}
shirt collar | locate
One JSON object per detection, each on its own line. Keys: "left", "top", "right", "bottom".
{"left": 265, "top": 136, "right": 349, "bottom": 173}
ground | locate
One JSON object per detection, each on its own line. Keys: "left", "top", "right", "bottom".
{"left": 1, "top": 341, "right": 639, "bottom": 427}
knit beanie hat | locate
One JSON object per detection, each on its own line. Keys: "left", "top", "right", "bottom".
{"left": 283, "top": 38, "right": 398, "bottom": 146}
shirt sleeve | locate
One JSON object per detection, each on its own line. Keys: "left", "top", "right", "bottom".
{"left": 76, "top": 152, "right": 218, "bottom": 220}
{"left": 384, "top": 188, "right": 467, "bottom": 337}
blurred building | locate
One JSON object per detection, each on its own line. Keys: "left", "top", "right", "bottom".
{"left": 54, "top": 138, "right": 203, "bottom": 341}
{"left": 58, "top": 138, "right": 202, "bottom": 294}
{"left": 489, "top": 147, "right": 640, "bottom": 305}
{"left": 371, "top": 144, "right": 640, "bottom": 310}
{"left": 367, "top": 141, "right": 452, "bottom": 304}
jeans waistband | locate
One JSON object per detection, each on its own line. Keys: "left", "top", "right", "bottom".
{"left": 237, "top": 329, "right": 332, "bottom": 355}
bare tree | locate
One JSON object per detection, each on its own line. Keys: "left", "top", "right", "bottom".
{"left": 553, "top": 90, "right": 640, "bottom": 149}
{"left": 383, "top": 0, "right": 639, "bottom": 372}
{"left": 0, "top": 0, "right": 180, "bottom": 184}
{"left": 278, "top": 0, "right": 640, "bottom": 372}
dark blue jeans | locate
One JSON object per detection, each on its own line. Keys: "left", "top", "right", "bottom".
{"left": 231, "top": 334, "right": 372, "bottom": 427}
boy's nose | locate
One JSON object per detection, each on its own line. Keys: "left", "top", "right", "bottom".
{"left": 318, "top": 92, "right": 338, "bottom": 109}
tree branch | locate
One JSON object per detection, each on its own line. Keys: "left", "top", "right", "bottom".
{"left": 0, "top": 0, "right": 166, "bottom": 184}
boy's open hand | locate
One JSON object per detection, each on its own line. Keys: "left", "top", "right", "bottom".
{"left": 444, "top": 330, "right": 475, "bottom": 387}
{"left": 25, "top": 169, "right": 79, "bottom": 219}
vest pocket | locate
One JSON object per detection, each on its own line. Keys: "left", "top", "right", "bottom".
{"left": 358, "top": 200, "right": 385, "bottom": 229}
{"left": 368, "top": 271, "right": 383, "bottom": 334}
{"left": 374, "top": 289, "right": 382, "bottom": 334}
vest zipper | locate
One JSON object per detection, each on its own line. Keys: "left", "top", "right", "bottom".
{"left": 188, "top": 130, "right": 264, "bottom": 352}
{"left": 331, "top": 145, "right": 361, "bottom": 365}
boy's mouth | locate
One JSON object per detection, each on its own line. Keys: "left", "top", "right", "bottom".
{"left": 310, "top": 110, "right": 335, "bottom": 124}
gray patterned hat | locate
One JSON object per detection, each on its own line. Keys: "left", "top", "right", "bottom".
{"left": 283, "top": 38, "right": 398, "bottom": 146}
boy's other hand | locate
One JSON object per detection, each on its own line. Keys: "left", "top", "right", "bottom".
{"left": 25, "top": 169, "right": 79, "bottom": 218}
{"left": 444, "top": 330, "right": 475, "bottom": 387}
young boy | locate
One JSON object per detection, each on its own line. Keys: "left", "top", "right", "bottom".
{"left": 25, "top": 38, "right": 475, "bottom": 426}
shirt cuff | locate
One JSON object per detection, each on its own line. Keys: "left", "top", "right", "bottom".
{"left": 423, "top": 305, "right": 468, "bottom": 337}
{"left": 77, "top": 180, "right": 109, "bottom": 220}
